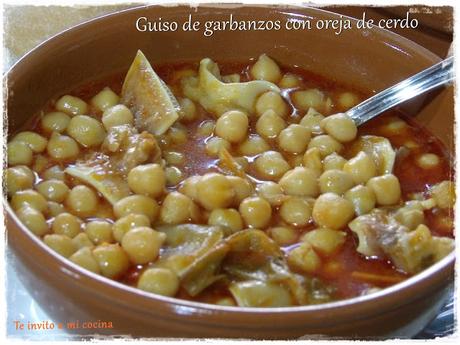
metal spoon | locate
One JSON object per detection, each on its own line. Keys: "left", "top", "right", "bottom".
{"left": 346, "top": 56, "right": 454, "bottom": 126}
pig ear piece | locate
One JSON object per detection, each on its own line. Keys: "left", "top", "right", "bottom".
{"left": 182, "top": 57, "right": 280, "bottom": 117}
{"left": 121, "top": 50, "right": 180, "bottom": 136}
{"left": 353, "top": 135, "right": 396, "bottom": 175}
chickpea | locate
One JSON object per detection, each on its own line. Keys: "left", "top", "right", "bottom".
{"left": 36, "top": 179, "right": 69, "bottom": 202}
{"left": 318, "top": 169, "right": 354, "bottom": 195}
{"left": 256, "top": 181, "right": 285, "bottom": 206}
{"left": 205, "top": 136, "right": 231, "bottom": 158}
{"left": 164, "top": 151, "right": 185, "bottom": 166}
{"left": 367, "top": 174, "right": 401, "bottom": 206}
{"left": 93, "top": 243, "right": 130, "bottom": 279}
{"left": 278, "top": 124, "right": 310, "bottom": 154}
{"left": 337, "top": 92, "right": 359, "bottom": 110}
{"left": 404, "top": 140, "right": 419, "bottom": 150}
{"left": 344, "top": 185, "right": 376, "bottom": 216}
{"left": 302, "top": 148, "right": 323, "bottom": 176}
{"left": 299, "top": 108, "right": 325, "bottom": 135}
{"left": 41, "top": 111, "right": 71, "bottom": 133}
{"left": 113, "top": 194, "right": 159, "bottom": 222}
{"left": 312, "top": 193, "right": 355, "bottom": 230}
{"left": 52, "top": 212, "right": 82, "bottom": 238}
{"left": 167, "top": 125, "right": 188, "bottom": 145}
{"left": 324, "top": 97, "right": 334, "bottom": 113}
{"left": 256, "top": 109, "right": 286, "bottom": 138}
{"left": 46, "top": 132, "right": 80, "bottom": 161}
{"left": 112, "top": 214, "right": 150, "bottom": 243}
{"left": 239, "top": 196, "right": 272, "bottom": 229}
{"left": 5, "top": 166, "right": 35, "bottom": 195}
{"left": 281, "top": 196, "right": 312, "bottom": 226}
{"left": 343, "top": 151, "right": 377, "bottom": 184}
{"left": 431, "top": 181, "right": 455, "bottom": 209}
{"left": 215, "top": 110, "right": 248, "bottom": 143}
{"left": 383, "top": 118, "right": 407, "bottom": 135}
{"left": 160, "top": 192, "right": 199, "bottom": 224}
{"left": 12, "top": 131, "right": 48, "bottom": 153}
{"left": 32, "top": 155, "right": 49, "bottom": 173}
{"left": 238, "top": 135, "right": 270, "bottom": 156}
{"left": 47, "top": 201, "right": 66, "bottom": 217}
{"left": 72, "top": 232, "right": 94, "bottom": 250}
{"left": 268, "top": 226, "right": 297, "bottom": 246}
{"left": 43, "top": 165, "right": 65, "bottom": 181}
{"left": 308, "top": 135, "right": 343, "bottom": 157}
{"left": 196, "top": 173, "right": 235, "bottom": 210}
{"left": 11, "top": 189, "right": 47, "bottom": 213}
{"left": 227, "top": 176, "right": 254, "bottom": 204}
{"left": 102, "top": 104, "right": 134, "bottom": 129}
{"left": 279, "top": 167, "right": 319, "bottom": 197}
{"left": 121, "top": 226, "right": 166, "bottom": 264}
{"left": 179, "top": 98, "right": 197, "bottom": 122}
{"left": 278, "top": 73, "right": 302, "bottom": 88}
{"left": 69, "top": 247, "right": 100, "bottom": 273}
{"left": 67, "top": 115, "right": 106, "bottom": 148}
{"left": 250, "top": 54, "right": 282, "bottom": 83}
{"left": 127, "top": 163, "right": 165, "bottom": 198}
{"left": 85, "top": 220, "right": 114, "bottom": 244}
{"left": 137, "top": 268, "right": 179, "bottom": 297}
{"left": 215, "top": 297, "right": 237, "bottom": 306}
{"left": 287, "top": 242, "right": 321, "bottom": 273}
{"left": 208, "top": 208, "right": 243, "bottom": 233}
{"left": 255, "top": 91, "right": 289, "bottom": 118}
{"left": 90, "top": 87, "right": 119, "bottom": 112}
{"left": 197, "top": 120, "right": 215, "bottom": 137}
{"left": 16, "top": 206, "right": 49, "bottom": 236}
{"left": 292, "top": 89, "right": 325, "bottom": 111}
{"left": 157, "top": 133, "right": 171, "bottom": 150}
{"left": 7, "top": 141, "right": 33, "bottom": 166}
{"left": 321, "top": 113, "right": 357, "bottom": 143}
{"left": 225, "top": 156, "right": 249, "bottom": 173}
{"left": 254, "top": 151, "right": 290, "bottom": 181}
{"left": 417, "top": 153, "right": 440, "bottom": 169}
{"left": 302, "top": 228, "right": 346, "bottom": 256}
{"left": 165, "top": 166, "right": 184, "bottom": 186}
{"left": 178, "top": 176, "right": 201, "bottom": 200}
{"left": 56, "top": 95, "right": 88, "bottom": 116}
{"left": 64, "top": 187, "right": 97, "bottom": 218}
{"left": 323, "top": 153, "right": 347, "bottom": 171}
{"left": 44, "top": 234, "right": 77, "bottom": 258}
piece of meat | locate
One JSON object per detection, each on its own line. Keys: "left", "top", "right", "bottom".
{"left": 121, "top": 50, "right": 180, "bottom": 135}
{"left": 101, "top": 124, "right": 161, "bottom": 174}
{"left": 65, "top": 124, "right": 161, "bottom": 205}
{"left": 182, "top": 58, "right": 280, "bottom": 117}
{"left": 349, "top": 209, "right": 454, "bottom": 274}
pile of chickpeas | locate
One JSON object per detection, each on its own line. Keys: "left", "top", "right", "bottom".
{"left": 6, "top": 53, "right": 452, "bottom": 304}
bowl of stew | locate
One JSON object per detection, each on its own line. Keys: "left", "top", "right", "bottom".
{"left": 5, "top": 4, "right": 455, "bottom": 339}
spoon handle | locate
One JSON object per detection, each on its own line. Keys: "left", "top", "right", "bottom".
{"left": 346, "top": 56, "right": 454, "bottom": 126}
